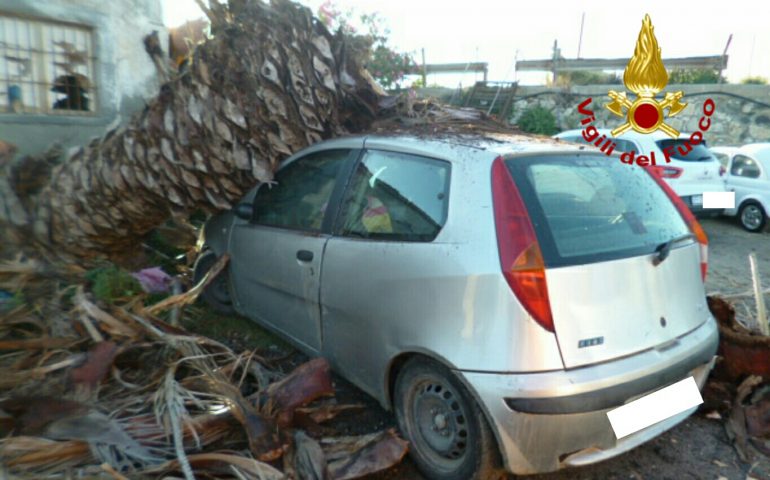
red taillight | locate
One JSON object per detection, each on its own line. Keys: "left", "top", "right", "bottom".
{"left": 644, "top": 166, "right": 708, "bottom": 281}
{"left": 650, "top": 165, "right": 683, "bottom": 179}
{"left": 719, "top": 165, "right": 726, "bottom": 176}
{"left": 491, "top": 157, "right": 554, "bottom": 332}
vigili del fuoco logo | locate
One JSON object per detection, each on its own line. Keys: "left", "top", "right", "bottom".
{"left": 577, "top": 14, "right": 716, "bottom": 166}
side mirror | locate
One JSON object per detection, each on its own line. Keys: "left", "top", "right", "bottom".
{"left": 234, "top": 203, "right": 254, "bottom": 220}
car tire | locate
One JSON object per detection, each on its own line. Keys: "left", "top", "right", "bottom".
{"left": 193, "top": 250, "right": 234, "bottom": 314}
{"left": 739, "top": 201, "right": 767, "bottom": 233}
{"left": 394, "top": 357, "right": 504, "bottom": 480}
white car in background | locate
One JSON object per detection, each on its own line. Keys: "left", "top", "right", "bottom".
{"left": 711, "top": 144, "right": 770, "bottom": 232}
{"left": 555, "top": 129, "right": 726, "bottom": 216}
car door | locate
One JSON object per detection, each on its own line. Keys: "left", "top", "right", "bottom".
{"left": 727, "top": 154, "right": 764, "bottom": 213}
{"left": 321, "top": 148, "right": 452, "bottom": 396}
{"left": 228, "top": 148, "right": 357, "bottom": 353}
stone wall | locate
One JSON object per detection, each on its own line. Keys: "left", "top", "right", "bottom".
{"left": 510, "top": 84, "right": 770, "bottom": 146}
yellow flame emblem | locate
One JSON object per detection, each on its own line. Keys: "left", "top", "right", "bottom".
{"left": 606, "top": 15, "right": 686, "bottom": 138}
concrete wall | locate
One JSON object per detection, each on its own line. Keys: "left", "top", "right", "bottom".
{"left": 0, "top": 0, "right": 166, "bottom": 156}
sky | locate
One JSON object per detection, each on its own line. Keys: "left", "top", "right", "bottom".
{"left": 161, "top": 0, "right": 770, "bottom": 87}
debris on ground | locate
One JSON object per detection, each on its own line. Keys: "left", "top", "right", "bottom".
{"left": 708, "top": 295, "right": 770, "bottom": 466}
{"left": 708, "top": 296, "right": 770, "bottom": 380}
{"left": 0, "top": 255, "right": 409, "bottom": 479}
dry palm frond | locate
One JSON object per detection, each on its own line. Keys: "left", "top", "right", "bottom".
{"left": 292, "top": 430, "right": 328, "bottom": 479}
{"left": 74, "top": 287, "right": 140, "bottom": 339}
{"left": 0, "top": 337, "right": 77, "bottom": 351}
{"left": 153, "top": 365, "right": 202, "bottom": 480}
{"left": 0, "top": 353, "right": 84, "bottom": 389}
{"left": 43, "top": 410, "right": 165, "bottom": 472}
{"left": 749, "top": 252, "right": 769, "bottom": 335}
{"left": 143, "top": 255, "right": 229, "bottom": 316}
{"left": 0, "top": 436, "right": 92, "bottom": 474}
{"left": 197, "top": 377, "right": 279, "bottom": 461}
{"left": 322, "top": 429, "right": 409, "bottom": 480}
{"left": 296, "top": 403, "right": 365, "bottom": 424}
{"left": 0, "top": 254, "right": 42, "bottom": 291}
{"left": 213, "top": 351, "right": 279, "bottom": 393}
{"left": 144, "top": 451, "right": 283, "bottom": 480}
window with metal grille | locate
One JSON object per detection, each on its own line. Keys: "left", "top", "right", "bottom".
{"left": 0, "top": 14, "right": 96, "bottom": 115}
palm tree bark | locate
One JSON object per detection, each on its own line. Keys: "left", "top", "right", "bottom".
{"left": 0, "top": 0, "right": 506, "bottom": 262}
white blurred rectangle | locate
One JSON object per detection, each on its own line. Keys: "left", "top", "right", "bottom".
{"left": 607, "top": 376, "right": 702, "bottom": 439}
{"left": 703, "top": 191, "right": 735, "bottom": 209}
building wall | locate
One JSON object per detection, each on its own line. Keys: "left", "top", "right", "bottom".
{"left": 0, "top": 0, "right": 166, "bottom": 156}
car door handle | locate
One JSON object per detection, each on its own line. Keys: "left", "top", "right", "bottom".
{"left": 296, "top": 250, "right": 314, "bottom": 262}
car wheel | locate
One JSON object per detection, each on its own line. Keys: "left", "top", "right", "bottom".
{"left": 394, "top": 358, "right": 503, "bottom": 480}
{"left": 193, "top": 250, "right": 234, "bottom": 313}
{"left": 739, "top": 202, "right": 767, "bottom": 233}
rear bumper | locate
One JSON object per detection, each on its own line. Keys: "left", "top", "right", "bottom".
{"left": 458, "top": 315, "right": 718, "bottom": 475}
{"left": 680, "top": 194, "right": 724, "bottom": 218}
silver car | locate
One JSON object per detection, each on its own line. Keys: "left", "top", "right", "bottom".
{"left": 196, "top": 134, "right": 718, "bottom": 479}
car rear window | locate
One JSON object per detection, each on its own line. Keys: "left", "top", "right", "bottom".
{"left": 504, "top": 154, "right": 691, "bottom": 267}
{"left": 656, "top": 139, "right": 713, "bottom": 162}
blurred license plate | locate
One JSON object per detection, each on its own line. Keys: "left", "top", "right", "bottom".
{"left": 607, "top": 377, "right": 703, "bottom": 439}
{"left": 692, "top": 195, "right": 703, "bottom": 206}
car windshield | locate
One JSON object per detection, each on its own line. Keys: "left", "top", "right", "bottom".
{"left": 656, "top": 139, "right": 713, "bottom": 162}
{"left": 505, "top": 154, "right": 691, "bottom": 267}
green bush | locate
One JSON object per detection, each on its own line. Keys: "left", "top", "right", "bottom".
{"left": 741, "top": 76, "right": 768, "bottom": 85}
{"left": 85, "top": 265, "right": 141, "bottom": 303}
{"left": 516, "top": 105, "right": 559, "bottom": 135}
{"left": 668, "top": 69, "right": 724, "bottom": 84}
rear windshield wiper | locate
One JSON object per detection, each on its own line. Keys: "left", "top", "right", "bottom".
{"left": 652, "top": 233, "right": 695, "bottom": 266}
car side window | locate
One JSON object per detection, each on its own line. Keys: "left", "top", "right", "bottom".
{"left": 252, "top": 149, "right": 350, "bottom": 232}
{"left": 730, "top": 154, "right": 762, "bottom": 179}
{"left": 337, "top": 150, "right": 450, "bottom": 242}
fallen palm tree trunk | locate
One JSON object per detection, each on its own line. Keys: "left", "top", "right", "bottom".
{"left": 0, "top": 0, "right": 505, "bottom": 263}
{"left": 1, "top": 0, "right": 380, "bottom": 260}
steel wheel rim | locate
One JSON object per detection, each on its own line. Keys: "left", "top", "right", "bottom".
{"left": 742, "top": 205, "right": 762, "bottom": 230}
{"left": 408, "top": 376, "right": 470, "bottom": 469}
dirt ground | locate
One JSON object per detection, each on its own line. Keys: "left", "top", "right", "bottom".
{"left": 703, "top": 217, "right": 770, "bottom": 317}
